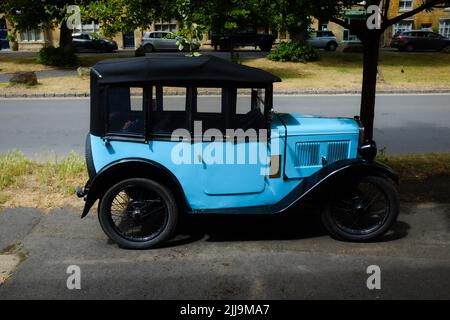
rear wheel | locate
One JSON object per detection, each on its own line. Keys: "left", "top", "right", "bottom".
{"left": 321, "top": 176, "right": 399, "bottom": 242}
{"left": 98, "top": 178, "right": 178, "bottom": 249}
{"left": 325, "top": 42, "right": 337, "bottom": 51}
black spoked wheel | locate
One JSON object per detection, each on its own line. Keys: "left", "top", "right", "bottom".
{"left": 322, "top": 176, "right": 399, "bottom": 242}
{"left": 99, "top": 178, "right": 178, "bottom": 249}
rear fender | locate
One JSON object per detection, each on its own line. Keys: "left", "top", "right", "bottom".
{"left": 80, "top": 158, "right": 187, "bottom": 218}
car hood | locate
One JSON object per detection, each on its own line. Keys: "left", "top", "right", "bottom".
{"left": 273, "top": 113, "right": 359, "bottom": 136}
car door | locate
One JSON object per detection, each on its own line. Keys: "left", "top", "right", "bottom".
{"left": 425, "top": 32, "right": 442, "bottom": 50}
{"left": 156, "top": 32, "right": 177, "bottom": 50}
{"left": 196, "top": 88, "right": 268, "bottom": 196}
{"left": 413, "top": 32, "right": 427, "bottom": 49}
{"left": 73, "top": 34, "right": 90, "bottom": 52}
{"left": 307, "top": 32, "right": 320, "bottom": 48}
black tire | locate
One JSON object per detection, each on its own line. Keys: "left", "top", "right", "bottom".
{"left": 259, "top": 44, "right": 272, "bottom": 52}
{"left": 405, "top": 43, "right": 414, "bottom": 52}
{"left": 98, "top": 178, "right": 178, "bottom": 249}
{"left": 321, "top": 175, "right": 399, "bottom": 242}
{"left": 144, "top": 44, "right": 154, "bottom": 53}
{"left": 219, "top": 44, "right": 231, "bottom": 52}
{"left": 325, "top": 42, "right": 337, "bottom": 52}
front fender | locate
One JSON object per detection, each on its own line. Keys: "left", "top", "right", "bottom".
{"left": 276, "top": 158, "right": 398, "bottom": 213}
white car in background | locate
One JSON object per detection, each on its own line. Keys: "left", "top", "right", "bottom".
{"left": 141, "top": 31, "right": 180, "bottom": 52}
{"left": 307, "top": 31, "right": 339, "bottom": 51}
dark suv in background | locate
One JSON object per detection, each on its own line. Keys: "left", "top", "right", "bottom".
{"left": 211, "top": 26, "right": 276, "bottom": 52}
{"left": 391, "top": 30, "right": 450, "bottom": 52}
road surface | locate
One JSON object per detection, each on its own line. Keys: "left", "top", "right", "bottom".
{"left": 0, "top": 94, "right": 449, "bottom": 158}
{"left": 0, "top": 203, "right": 449, "bottom": 299}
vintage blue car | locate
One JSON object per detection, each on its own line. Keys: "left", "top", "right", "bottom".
{"left": 77, "top": 55, "right": 399, "bottom": 249}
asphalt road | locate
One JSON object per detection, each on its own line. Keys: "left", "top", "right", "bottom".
{"left": 0, "top": 203, "right": 449, "bottom": 299}
{"left": 1, "top": 94, "right": 449, "bottom": 158}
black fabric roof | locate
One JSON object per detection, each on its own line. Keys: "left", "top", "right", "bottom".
{"left": 92, "top": 55, "right": 281, "bottom": 86}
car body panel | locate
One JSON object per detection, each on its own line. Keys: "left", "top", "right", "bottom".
{"left": 72, "top": 33, "right": 118, "bottom": 53}
{"left": 307, "top": 31, "right": 338, "bottom": 50}
{"left": 89, "top": 133, "right": 298, "bottom": 210}
{"left": 142, "top": 31, "right": 179, "bottom": 51}
{"left": 87, "top": 112, "right": 360, "bottom": 211}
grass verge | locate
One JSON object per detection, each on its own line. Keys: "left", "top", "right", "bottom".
{"left": 0, "top": 151, "right": 449, "bottom": 210}
{"left": 244, "top": 51, "right": 450, "bottom": 92}
{"left": 1, "top": 51, "right": 450, "bottom": 94}
{"left": 0, "top": 151, "right": 87, "bottom": 210}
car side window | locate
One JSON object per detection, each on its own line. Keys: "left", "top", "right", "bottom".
{"left": 150, "top": 86, "right": 188, "bottom": 136}
{"left": 235, "top": 89, "right": 266, "bottom": 131}
{"left": 193, "top": 88, "right": 225, "bottom": 134}
{"left": 107, "top": 87, "right": 145, "bottom": 136}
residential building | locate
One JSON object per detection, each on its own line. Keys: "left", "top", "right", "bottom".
{"left": 312, "top": 1, "right": 450, "bottom": 47}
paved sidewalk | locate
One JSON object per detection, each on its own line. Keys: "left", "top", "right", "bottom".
{"left": 0, "top": 202, "right": 449, "bottom": 299}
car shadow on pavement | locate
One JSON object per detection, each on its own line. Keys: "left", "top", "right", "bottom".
{"left": 165, "top": 203, "right": 410, "bottom": 247}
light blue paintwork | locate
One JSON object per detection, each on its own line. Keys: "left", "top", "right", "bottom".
{"left": 90, "top": 113, "right": 360, "bottom": 211}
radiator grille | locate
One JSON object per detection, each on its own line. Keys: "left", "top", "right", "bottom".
{"left": 327, "top": 141, "right": 349, "bottom": 163}
{"left": 295, "top": 142, "right": 320, "bottom": 167}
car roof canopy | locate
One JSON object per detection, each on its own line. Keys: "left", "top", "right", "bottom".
{"left": 91, "top": 55, "right": 281, "bottom": 87}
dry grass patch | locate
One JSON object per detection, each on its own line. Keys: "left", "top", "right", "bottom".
{"left": 0, "top": 151, "right": 87, "bottom": 210}
{"left": 1, "top": 75, "right": 89, "bottom": 94}
{"left": 0, "top": 56, "right": 53, "bottom": 74}
{"left": 243, "top": 51, "right": 450, "bottom": 91}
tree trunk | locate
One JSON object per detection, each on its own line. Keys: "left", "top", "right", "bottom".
{"left": 59, "top": 19, "right": 73, "bottom": 52}
{"left": 360, "top": 32, "right": 381, "bottom": 142}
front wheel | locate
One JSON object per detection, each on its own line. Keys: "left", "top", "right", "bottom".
{"left": 98, "top": 178, "right": 178, "bottom": 249}
{"left": 321, "top": 176, "right": 399, "bottom": 242}
{"left": 405, "top": 44, "right": 414, "bottom": 52}
{"left": 144, "top": 44, "right": 154, "bottom": 53}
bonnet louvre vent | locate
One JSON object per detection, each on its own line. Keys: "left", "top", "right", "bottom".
{"left": 295, "top": 142, "right": 320, "bottom": 167}
{"left": 295, "top": 141, "right": 350, "bottom": 167}
{"left": 327, "top": 141, "right": 349, "bottom": 163}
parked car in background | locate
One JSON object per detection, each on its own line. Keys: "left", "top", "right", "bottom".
{"left": 72, "top": 33, "right": 118, "bottom": 53}
{"left": 141, "top": 31, "right": 176, "bottom": 52}
{"left": 211, "top": 26, "right": 276, "bottom": 51}
{"left": 391, "top": 30, "right": 450, "bottom": 52}
{"left": 307, "top": 31, "right": 339, "bottom": 51}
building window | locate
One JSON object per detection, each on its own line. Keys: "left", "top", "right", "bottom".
{"left": 154, "top": 19, "right": 177, "bottom": 33}
{"left": 439, "top": 20, "right": 450, "bottom": 38}
{"left": 20, "top": 28, "right": 42, "bottom": 42}
{"left": 392, "top": 21, "right": 413, "bottom": 35}
{"left": 399, "top": 0, "right": 413, "bottom": 11}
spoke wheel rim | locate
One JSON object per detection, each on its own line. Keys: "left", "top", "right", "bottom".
{"left": 107, "top": 184, "right": 169, "bottom": 242}
{"left": 331, "top": 180, "right": 389, "bottom": 236}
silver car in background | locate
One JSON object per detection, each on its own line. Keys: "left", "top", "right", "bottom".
{"left": 141, "top": 31, "right": 179, "bottom": 52}
{"left": 307, "top": 31, "right": 339, "bottom": 51}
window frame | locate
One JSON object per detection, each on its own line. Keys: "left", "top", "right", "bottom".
{"left": 102, "top": 83, "right": 273, "bottom": 143}
{"left": 104, "top": 85, "right": 149, "bottom": 141}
